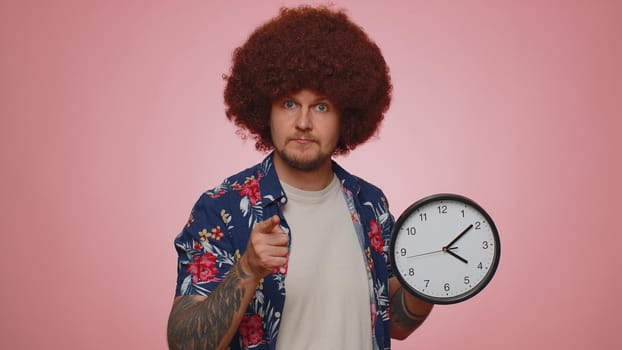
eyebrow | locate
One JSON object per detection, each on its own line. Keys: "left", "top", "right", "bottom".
{"left": 281, "top": 95, "right": 332, "bottom": 104}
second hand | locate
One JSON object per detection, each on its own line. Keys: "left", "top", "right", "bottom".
{"left": 407, "top": 246, "right": 458, "bottom": 259}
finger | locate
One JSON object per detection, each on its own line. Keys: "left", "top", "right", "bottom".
{"left": 262, "top": 216, "right": 288, "bottom": 236}
{"left": 270, "top": 257, "right": 288, "bottom": 268}
{"left": 253, "top": 215, "right": 280, "bottom": 232}
{"left": 263, "top": 246, "right": 289, "bottom": 259}
{"left": 268, "top": 234, "right": 289, "bottom": 247}
{"left": 269, "top": 248, "right": 289, "bottom": 262}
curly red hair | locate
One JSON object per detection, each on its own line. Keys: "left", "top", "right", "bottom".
{"left": 224, "top": 5, "right": 392, "bottom": 154}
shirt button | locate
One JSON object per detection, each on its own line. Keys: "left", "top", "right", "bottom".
{"left": 280, "top": 197, "right": 286, "bottom": 204}
{"left": 275, "top": 312, "right": 281, "bottom": 318}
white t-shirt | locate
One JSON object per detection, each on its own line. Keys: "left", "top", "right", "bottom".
{"left": 276, "top": 175, "right": 372, "bottom": 350}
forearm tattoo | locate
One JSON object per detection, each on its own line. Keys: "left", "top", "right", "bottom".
{"left": 167, "top": 262, "right": 252, "bottom": 350}
{"left": 390, "top": 288, "right": 427, "bottom": 331}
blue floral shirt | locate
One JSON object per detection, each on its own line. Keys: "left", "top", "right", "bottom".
{"left": 174, "top": 153, "right": 395, "bottom": 350}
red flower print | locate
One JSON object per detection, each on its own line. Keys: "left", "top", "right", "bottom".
{"left": 193, "top": 241, "right": 202, "bottom": 251}
{"left": 211, "top": 226, "right": 224, "bottom": 240}
{"left": 239, "top": 176, "right": 262, "bottom": 206}
{"left": 187, "top": 253, "right": 219, "bottom": 283}
{"left": 368, "top": 219, "right": 384, "bottom": 254}
{"left": 239, "top": 314, "right": 263, "bottom": 347}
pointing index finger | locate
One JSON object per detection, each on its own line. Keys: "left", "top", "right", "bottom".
{"left": 255, "top": 215, "right": 281, "bottom": 233}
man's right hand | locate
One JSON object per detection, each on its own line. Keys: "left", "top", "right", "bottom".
{"left": 240, "top": 215, "right": 289, "bottom": 279}
{"left": 168, "top": 216, "right": 288, "bottom": 350}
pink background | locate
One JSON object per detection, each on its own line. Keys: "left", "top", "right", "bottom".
{"left": 1, "top": 0, "right": 620, "bottom": 348}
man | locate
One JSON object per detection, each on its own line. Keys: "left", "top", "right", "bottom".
{"left": 167, "top": 5, "right": 433, "bottom": 350}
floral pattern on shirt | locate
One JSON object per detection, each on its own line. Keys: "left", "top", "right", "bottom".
{"left": 239, "top": 314, "right": 264, "bottom": 348}
{"left": 173, "top": 153, "right": 395, "bottom": 350}
{"left": 186, "top": 253, "right": 219, "bottom": 284}
{"left": 368, "top": 218, "right": 384, "bottom": 253}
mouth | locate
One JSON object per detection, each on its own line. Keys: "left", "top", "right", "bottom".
{"left": 289, "top": 136, "right": 317, "bottom": 145}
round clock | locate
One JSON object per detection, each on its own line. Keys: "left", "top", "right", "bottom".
{"left": 390, "top": 193, "right": 500, "bottom": 304}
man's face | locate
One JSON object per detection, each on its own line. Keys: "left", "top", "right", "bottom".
{"left": 270, "top": 89, "right": 340, "bottom": 172}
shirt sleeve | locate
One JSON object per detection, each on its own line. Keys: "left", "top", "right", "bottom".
{"left": 173, "top": 193, "right": 237, "bottom": 296}
{"left": 381, "top": 196, "right": 396, "bottom": 278}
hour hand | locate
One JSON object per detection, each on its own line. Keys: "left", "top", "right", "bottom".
{"left": 446, "top": 249, "right": 468, "bottom": 264}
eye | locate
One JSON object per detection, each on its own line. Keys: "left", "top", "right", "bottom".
{"left": 315, "top": 103, "right": 329, "bottom": 112}
{"left": 283, "top": 100, "right": 296, "bottom": 109}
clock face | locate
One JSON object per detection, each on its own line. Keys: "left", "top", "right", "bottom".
{"left": 390, "top": 194, "right": 500, "bottom": 304}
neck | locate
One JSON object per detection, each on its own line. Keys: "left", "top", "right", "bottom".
{"left": 272, "top": 154, "right": 334, "bottom": 191}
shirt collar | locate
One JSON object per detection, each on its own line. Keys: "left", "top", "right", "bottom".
{"left": 258, "top": 152, "right": 361, "bottom": 208}
{"left": 332, "top": 159, "right": 361, "bottom": 196}
{"left": 258, "top": 153, "right": 287, "bottom": 208}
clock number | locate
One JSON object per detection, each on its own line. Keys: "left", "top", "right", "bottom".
{"left": 437, "top": 205, "right": 448, "bottom": 214}
{"left": 405, "top": 227, "right": 416, "bottom": 235}
{"left": 400, "top": 248, "right": 407, "bottom": 256}
{"left": 424, "top": 280, "right": 430, "bottom": 287}
{"left": 408, "top": 268, "right": 414, "bottom": 276}
{"left": 477, "top": 262, "right": 483, "bottom": 269}
{"left": 444, "top": 283, "right": 450, "bottom": 291}
{"left": 475, "top": 221, "right": 481, "bottom": 229}
{"left": 482, "top": 241, "right": 489, "bottom": 249}
{"left": 461, "top": 209, "right": 465, "bottom": 218}
{"left": 419, "top": 213, "right": 427, "bottom": 221}
{"left": 464, "top": 276, "right": 470, "bottom": 284}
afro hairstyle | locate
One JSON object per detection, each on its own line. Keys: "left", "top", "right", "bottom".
{"left": 223, "top": 5, "right": 392, "bottom": 154}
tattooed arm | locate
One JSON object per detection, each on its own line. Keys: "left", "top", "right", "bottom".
{"left": 167, "top": 216, "right": 289, "bottom": 350}
{"left": 388, "top": 277, "right": 434, "bottom": 340}
{"left": 167, "top": 258, "right": 260, "bottom": 350}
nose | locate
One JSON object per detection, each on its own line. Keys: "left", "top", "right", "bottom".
{"left": 295, "top": 106, "right": 311, "bottom": 130}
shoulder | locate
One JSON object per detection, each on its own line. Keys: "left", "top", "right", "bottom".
{"left": 354, "top": 175, "right": 386, "bottom": 199}
{"left": 199, "top": 162, "right": 265, "bottom": 204}
{"left": 352, "top": 175, "right": 392, "bottom": 225}
{"left": 334, "top": 162, "right": 389, "bottom": 205}
{"left": 180, "top": 162, "right": 265, "bottom": 239}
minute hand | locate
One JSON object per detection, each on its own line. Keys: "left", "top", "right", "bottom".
{"left": 445, "top": 224, "right": 474, "bottom": 249}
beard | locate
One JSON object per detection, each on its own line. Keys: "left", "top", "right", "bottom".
{"left": 274, "top": 144, "right": 333, "bottom": 172}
